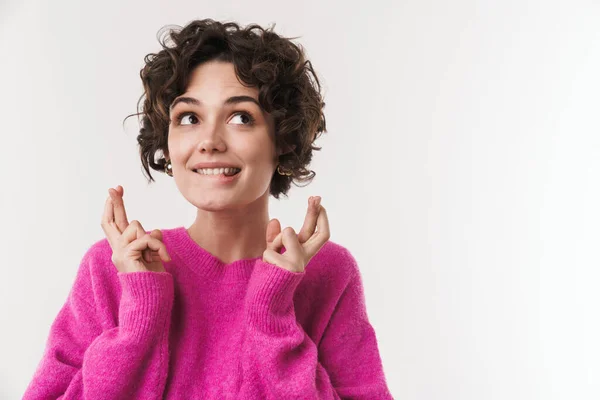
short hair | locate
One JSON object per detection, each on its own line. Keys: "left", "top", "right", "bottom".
{"left": 124, "top": 19, "right": 327, "bottom": 199}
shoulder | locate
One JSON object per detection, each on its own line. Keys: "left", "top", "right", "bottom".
{"left": 70, "top": 236, "right": 120, "bottom": 305}
{"left": 304, "top": 239, "right": 361, "bottom": 288}
{"left": 81, "top": 236, "right": 112, "bottom": 264}
{"left": 294, "top": 240, "right": 364, "bottom": 332}
{"left": 81, "top": 236, "right": 114, "bottom": 273}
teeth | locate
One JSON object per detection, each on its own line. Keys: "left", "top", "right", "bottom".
{"left": 195, "top": 167, "right": 240, "bottom": 176}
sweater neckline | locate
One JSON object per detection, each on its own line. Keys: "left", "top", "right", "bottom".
{"left": 164, "top": 226, "right": 262, "bottom": 281}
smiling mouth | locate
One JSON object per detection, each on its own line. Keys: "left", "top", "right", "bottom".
{"left": 193, "top": 168, "right": 241, "bottom": 177}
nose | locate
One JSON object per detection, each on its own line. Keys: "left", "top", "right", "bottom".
{"left": 196, "top": 123, "right": 227, "bottom": 154}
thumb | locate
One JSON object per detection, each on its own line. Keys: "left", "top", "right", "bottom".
{"left": 262, "top": 248, "right": 287, "bottom": 267}
{"left": 149, "top": 229, "right": 163, "bottom": 240}
{"left": 146, "top": 229, "right": 163, "bottom": 262}
{"left": 265, "top": 218, "right": 281, "bottom": 247}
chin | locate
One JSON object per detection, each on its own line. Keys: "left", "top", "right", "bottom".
{"left": 178, "top": 176, "right": 272, "bottom": 211}
{"left": 187, "top": 195, "right": 241, "bottom": 212}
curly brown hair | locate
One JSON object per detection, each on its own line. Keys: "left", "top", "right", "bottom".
{"left": 123, "top": 19, "right": 327, "bottom": 199}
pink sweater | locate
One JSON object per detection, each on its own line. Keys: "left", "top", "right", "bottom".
{"left": 23, "top": 226, "right": 393, "bottom": 399}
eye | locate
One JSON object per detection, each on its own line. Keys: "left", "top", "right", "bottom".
{"left": 229, "top": 111, "right": 256, "bottom": 126}
{"left": 172, "top": 110, "right": 256, "bottom": 126}
{"left": 176, "top": 112, "right": 198, "bottom": 126}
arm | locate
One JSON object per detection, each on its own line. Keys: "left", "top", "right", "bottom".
{"left": 238, "top": 259, "right": 393, "bottom": 399}
{"left": 316, "top": 257, "right": 393, "bottom": 399}
{"left": 23, "top": 268, "right": 174, "bottom": 400}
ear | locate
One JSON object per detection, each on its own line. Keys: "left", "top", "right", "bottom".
{"left": 277, "top": 143, "right": 297, "bottom": 157}
{"left": 162, "top": 147, "right": 170, "bottom": 161}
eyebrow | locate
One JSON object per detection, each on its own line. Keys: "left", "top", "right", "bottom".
{"left": 169, "top": 95, "right": 261, "bottom": 112}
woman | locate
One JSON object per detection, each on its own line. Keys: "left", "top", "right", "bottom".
{"left": 24, "top": 19, "right": 393, "bottom": 399}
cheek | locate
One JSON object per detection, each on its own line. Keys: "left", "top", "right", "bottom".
{"left": 167, "top": 134, "right": 197, "bottom": 166}
{"left": 236, "top": 133, "right": 276, "bottom": 166}
{"left": 166, "top": 133, "right": 182, "bottom": 160}
{"left": 244, "top": 154, "right": 275, "bottom": 177}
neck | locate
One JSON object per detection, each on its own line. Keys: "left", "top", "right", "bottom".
{"left": 187, "top": 192, "right": 270, "bottom": 264}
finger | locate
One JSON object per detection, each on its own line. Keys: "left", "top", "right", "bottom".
{"left": 110, "top": 185, "right": 124, "bottom": 197}
{"left": 262, "top": 248, "right": 288, "bottom": 268}
{"left": 108, "top": 187, "right": 129, "bottom": 233}
{"left": 127, "top": 233, "right": 171, "bottom": 263}
{"left": 266, "top": 218, "right": 281, "bottom": 247}
{"left": 298, "top": 196, "right": 321, "bottom": 243}
{"left": 149, "top": 229, "right": 163, "bottom": 241}
{"left": 270, "top": 230, "right": 284, "bottom": 253}
{"left": 302, "top": 205, "right": 330, "bottom": 258}
{"left": 125, "top": 235, "right": 171, "bottom": 263}
{"left": 101, "top": 196, "right": 120, "bottom": 249}
{"left": 121, "top": 220, "right": 141, "bottom": 244}
{"left": 148, "top": 229, "right": 163, "bottom": 261}
{"left": 280, "top": 227, "right": 305, "bottom": 272}
{"left": 121, "top": 220, "right": 152, "bottom": 265}
{"left": 282, "top": 227, "right": 303, "bottom": 254}
{"left": 123, "top": 222, "right": 160, "bottom": 263}
{"left": 133, "top": 223, "right": 154, "bottom": 264}
{"left": 270, "top": 227, "right": 306, "bottom": 272}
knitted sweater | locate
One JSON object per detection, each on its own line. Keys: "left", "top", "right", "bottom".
{"left": 23, "top": 226, "right": 393, "bottom": 399}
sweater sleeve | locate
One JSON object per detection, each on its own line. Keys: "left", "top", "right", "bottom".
{"left": 23, "top": 267, "right": 174, "bottom": 400}
{"left": 239, "top": 258, "right": 394, "bottom": 399}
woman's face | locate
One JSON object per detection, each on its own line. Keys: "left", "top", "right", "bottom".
{"left": 167, "top": 61, "right": 278, "bottom": 211}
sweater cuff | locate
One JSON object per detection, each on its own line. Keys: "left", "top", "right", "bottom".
{"left": 245, "top": 260, "right": 305, "bottom": 334}
{"left": 117, "top": 271, "right": 174, "bottom": 342}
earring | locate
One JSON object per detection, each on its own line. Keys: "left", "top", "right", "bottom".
{"left": 277, "top": 164, "right": 293, "bottom": 176}
{"left": 165, "top": 159, "right": 173, "bottom": 177}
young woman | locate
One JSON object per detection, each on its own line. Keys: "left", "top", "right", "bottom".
{"left": 24, "top": 19, "right": 393, "bottom": 399}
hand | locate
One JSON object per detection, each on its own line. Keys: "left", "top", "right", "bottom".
{"left": 263, "top": 196, "right": 330, "bottom": 273}
{"left": 100, "top": 185, "right": 171, "bottom": 273}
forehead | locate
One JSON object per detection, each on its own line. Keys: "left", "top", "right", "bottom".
{"left": 184, "top": 61, "right": 258, "bottom": 98}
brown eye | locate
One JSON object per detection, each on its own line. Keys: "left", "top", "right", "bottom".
{"left": 176, "top": 112, "right": 198, "bottom": 125}
{"left": 230, "top": 112, "right": 255, "bottom": 126}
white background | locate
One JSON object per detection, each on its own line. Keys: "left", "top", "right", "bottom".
{"left": 1, "top": 0, "right": 599, "bottom": 399}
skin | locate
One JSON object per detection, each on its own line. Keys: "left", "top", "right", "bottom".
{"left": 101, "top": 61, "right": 330, "bottom": 274}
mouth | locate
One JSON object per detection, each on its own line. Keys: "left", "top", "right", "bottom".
{"left": 193, "top": 167, "right": 242, "bottom": 177}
